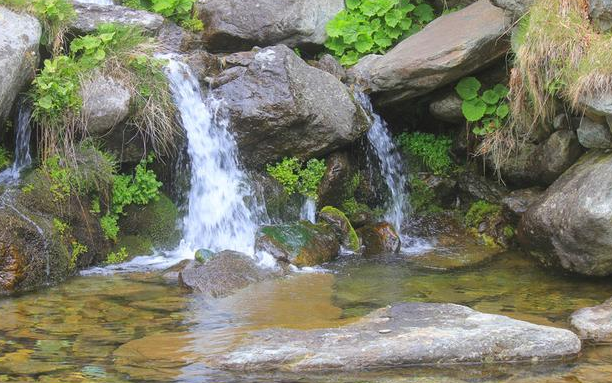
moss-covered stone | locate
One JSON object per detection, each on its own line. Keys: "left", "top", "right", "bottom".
{"left": 319, "top": 206, "right": 360, "bottom": 252}
{"left": 114, "top": 235, "right": 154, "bottom": 258}
{"left": 120, "top": 193, "right": 180, "bottom": 250}
{"left": 255, "top": 222, "right": 340, "bottom": 267}
{"left": 356, "top": 222, "right": 401, "bottom": 256}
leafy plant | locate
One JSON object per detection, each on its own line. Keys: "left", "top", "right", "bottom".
{"left": 397, "top": 132, "right": 453, "bottom": 175}
{"left": 455, "top": 77, "right": 510, "bottom": 136}
{"left": 53, "top": 218, "right": 69, "bottom": 236}
{"left": 266, "top": 157, "right": 326, "bottom": 199}
{"left": 69, "top": 241, "right": 88, "bottom": 270}
{"left": 121, "top": 0, "right": 201, "bottom": 28}
{"left": 100, "top": 214, "right": 120, "bottom": 241}
{"left": 325, "top": 0, "right": 435, "bottom": 66}
{"left": 42, "top": 155, "right": 72, "bottom": 202}
{"left": 106, "top": 247, "right": 129, "bottom": 264}
{"left": 32, "top": 0, "right": 76, "bottom": 52}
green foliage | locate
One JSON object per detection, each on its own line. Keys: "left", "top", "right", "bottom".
{"left": 455, "top": 77, "right": 510, "bottom": 136}
{"left": 397, "top": 132, "right": 453, "bottom": 175}
{"left": 465, "top": 200, "right": 501, "bottom": 228}
{"left": 409, "top": 177, "right": 442, "bottom": 215}
{"left": 267, "top": 157, "right": 326, "bottom": 199}
{"left": 325, "top": 0, "right": 435, "bottom": 66}
{"left": 69, "top": 241, "right": 88, "bottom": 270}
{"left": 53, "top": 218, "right": 69, "bottom": 236}
{"left": 341, "top": 197, "right": 370, "bottom": 217}
{"left": 100, "top": 214, "right": 120, "bottom": 241}
{"left": 0, "top": 148, "right": 11, "bottom": 170}
{"left": 106, "top": 247, "right": 129, "bottom": 265}
{"left": 121, "top": 0, "right": 200, "bottom": 27}
{"left": 42, "top": 155, "right": 72, "bottom": 202}
{"left": 31, "top": 0, "right": 76, "bottom": 51}
{"left": 180, "top": 16, "right": 204, "bottom": 32}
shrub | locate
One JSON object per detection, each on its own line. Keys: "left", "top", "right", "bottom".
{"left": 455, "top": 77, "right": 509, "bottom": 137}
{"left": 121, "top": 0, "right": 202, "bottom": 31}
{"left": 106, "top": 247, "right": 129, "bottom": 264}
{"left": 267, "top": 157, "right": 326, "bottom": 199}
{"left": 325, "top": 0, "right": 435, "bottom": 65}
{"left": 397, "top": 132, "right": 453, "bottom": 175}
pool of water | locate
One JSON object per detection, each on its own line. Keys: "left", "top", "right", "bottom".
{"left": 1, "top": 250, "right": 612, "bottom": 382}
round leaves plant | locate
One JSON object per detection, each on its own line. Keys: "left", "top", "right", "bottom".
{"left": 455, "top": 77, "right": 510, "bottom": 136}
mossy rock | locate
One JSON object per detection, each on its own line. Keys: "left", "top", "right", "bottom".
{"left": 255, "top": 221, "right": 340, "bottom": 267}
{"left": 114, "top": 235, "right": 154, "bottom": 258}
{"left": 356, "top": 222, "right": 401, "bottom": 256}
{"left": 318, "top": 206, "right": 360, "bottom": 252}
{"left": 120, "top": 194, "right": 180, "bottom": 250}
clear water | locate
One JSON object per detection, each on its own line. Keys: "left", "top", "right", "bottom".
{"left": 0, "top": 102, "right": 32, "bottom": 184}
{"left": 164, "top": 60, "right": 260, "bottom": 259}
{"left": 2, "top": 250, "right": 612, "bottom": 382}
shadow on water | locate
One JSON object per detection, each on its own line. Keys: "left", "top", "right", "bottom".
{"left": 1, "top": 250, "right": 612, "bottom": 382}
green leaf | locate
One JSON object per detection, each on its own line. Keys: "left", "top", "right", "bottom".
{"left": 485, "top": 104, "right": 497, "bottom": 115}
{"left": 376, "top": 0, "right": 398, "bottom": 16}
{"left": 384, "top": 9, "right": 403, "bottom": 27}
{"left": 373, "top": 30, "right": 393, "bottom": 49}
{"left": 355, "top": 33, "right": 374, "bottom": 53}
{"left": 398, "top": 0, "right": 415, "bottom": 13}
{"left": 481, "top": 89, "right": 500, "bottom": 105}
{"left": 360, "top": 0, "right": 381, "bottom": 17}
{"left": 325, "top": 11, "right": 349, "bottom": 38}
{"left": 399, "top": 17, "right": 413, "bottom": 30}
{"left": 493, "top": 83, "right": 509, "bottom": 98}
{"left": 496, "top": 103, "right": 510, "bottom": 119}
{"left": 38, "top": 95, "right": 54, "bottom": 110}
{"left": 462, "top": 98, "right": 487, "bottom": 122}
{"left": 346, "top": 0, "right": 361, "bottom": 10}
{"left": 340, "top": 50, "right": 360, "bottom": 66}
{"left": 324, "top": 37, "right": 346, "bottom": 55}
{"left": 413, "top": 3, "right": 434, "bottom": 23}
{"left": 455, "top": 77, "right": 481, "bottom": 100}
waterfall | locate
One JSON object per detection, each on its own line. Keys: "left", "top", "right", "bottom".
{"left": 356, "top": 93, "right": 408, "bottom": 233}
{"left": 165, "top": 60, "right": 260, "bottom": 257}
{"left": 299, "top": 197, "right": 316, "bottom": 223}
{"left": 0, "top": 101, "right": 32, "bottom": 184}
{"left": 74, "top": 0, "right": 114, "bottom": 5}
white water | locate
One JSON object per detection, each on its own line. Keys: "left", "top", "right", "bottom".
{"left": 73, "top": 0, "right": 114, "bottom": 5}
{"left": 299, "top": 197, "right": 316, "bottom": 223}
{"left": 0, "top": 102, "right": 32, "bottom": 184}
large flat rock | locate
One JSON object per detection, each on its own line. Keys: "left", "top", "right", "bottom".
{"left": 349, "top": 0, "right": 510, "bottom": 106}
{"left": 71, "top": 3, "right": 164, "bottom": 35}
{"left": 211, "top": 302, "right": 581, "bottom": 371}
{"left": 570, "top": 298, "right": 612, "bottom": 342}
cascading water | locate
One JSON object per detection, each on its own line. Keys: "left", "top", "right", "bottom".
{"left": 299, "top": 197, "right": 316, "bottom": 223}
{"left": 73, "top": 0, "right": 114, "bottom": 5}
{"left": 166, "top": 60, "right": 261, "bottom": 257}
{"left": 0, "top": 101, "right": 32, "bottom": 184}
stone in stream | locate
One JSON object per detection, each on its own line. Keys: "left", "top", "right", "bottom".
{"left": 348, "top": 0, "right": 510, "bottom": 107}
{"left": 255, "top": 222, "right": 340, "bottom": 267}
{"left": 210, "top": 302, "right": 581, "bottom": 371}
{"left": 570, "top": 297, "right": 612, "bottom": 342}
{"left": 195, "top": 0, "right": 344, "bottom": 52}
{"left": 356, "top": 222, "right": 401, "bottom": 256}
{"left": 178, "top": 251, "right": 282, "bottom": 297}
{"left": 70, "top": 2, "right": 164, "bottom": 35}
{"left": 0, "top": 6, "right": 41, "bottom": 126}
{"left": 518, "top": 150, "right": 612, "bottom": 276}
{"left": 318, "top": 206, "right": 360, "bottom": 253}
{"left": 211, "top": 45, "right": 369, "bottom": 168}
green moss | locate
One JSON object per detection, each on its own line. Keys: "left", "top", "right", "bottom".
{"left": 119, "top": 193, "right": 180, "bottom": 249}
{"left": 409, "top": 177, "right": 443, "bottom": 215}
{"left": 397, "top": 132, "right": 453, "bottom": 175}
{"left": 320, "top": 206, "right": 360, "bottom": 252}
{"left": 503, "top": 225, "right": 515, "bottom": 239}
{"left": 114, "top": 235, "right": 153, "bottom": 257}
{"left": 465, "top": 200, "right": 502, "bottom": 228}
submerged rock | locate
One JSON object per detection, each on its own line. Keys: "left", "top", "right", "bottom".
{"left": 0, "top": 6, "right": 41, "bottom": 125}
{"left": 518, "top": 150, "right": 612, "bottom": 276}
{"left": 178, "top": 251, "right": 279, "bottom": 297}
{"left": 255, "top": 222, "right": 340, "bottom": 267}
{"left": 570, "top": 297, "right": 612, "bottom": 342}
{"left": 211, "top": 302, "right": 581, "bottom": 371}
{"left": 71, "top": 3, "right": 164, "bottom": 35}
{"left": 80, "top": 74, "right": 131, "bottom": 135}
{"left": 196, "top": 0, "right": 344, "bottom": 52}
{"left": 356, "top": 222, "right": 400, "bottom": 256}
{"left": 349, "top": 0, "right": 510, "bottom": 106}
{"left": 211, "top": 45, "right": 369, "bottom": 168}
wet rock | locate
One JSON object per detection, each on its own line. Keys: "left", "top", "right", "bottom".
{"left": 498, "top": 143, "right": 538, "bottom": 186}
{"left": 196, "top": 0, "right": 344, "bottom": 52}
{"left": 255, "top": 222, "right": 340, "bottom": 267}
{"left": 570, "top": 297, "right": 612, "bottom": 342}
{"left": 518, "top": 150, "right": 612, "bottom": 276}
{"left": 349, "top": 0, "right": 510, "bottom": 106}
{"left": 534, "top": 130, "right": 583, "bottom": 185}
{"left": 429, "top": 92, "right": 464, "bottom": 123}
{"left": 0, "top": 7, "right": 41, "bottom": 125}
{"left": 501, "top": 187, "right": 544, "bottom": 216}
{"left": 251, "top": 172, "right": 302, "bottom": 223}
{"left": 318, "top": 206, "right": 360, "bottom": 252}
{"left": 590, "top": 0, "right": 612, "bottom": 33}
{"left": 71, "top": 3, "right": 164, "bottom": 35}
{"left": 120, "top": 193, "right": 180, "bottom": 250}
{"left": 356, "top": 222, "right": 400, "bottom": 256}
{"left": 211, "top": 302, "right": 581, "bottom": 371}
{"left": 178, "top": 251, "right": 278, "bottom": 297}
{"left": 456, "top": 171, "right": 506, "bottom": 203}
{"left": 158, "top": 22, "right": 205, "bottom": 53}
{"left": 80, "top": 74, "right": 131, "bottom": 135}
{"left": 311, "top": 54, "right": 346, "bottom": 82}
{"left": 212, "top": 45, "right": 368, "bottom": 168}
{"left": 577, "top": 116, "right": 612, "bottom": 149}
{"left": 317, "top": 151, "right": 353, "bottom": 208}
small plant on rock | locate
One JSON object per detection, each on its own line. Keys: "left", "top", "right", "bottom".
{"left": 266, "top": 157, "right": 326, "bottom": 199}
{"left": 106, "top": 247, "right": 129, "bottom": 264}
{"left": 397, "top": 132, "right": 453, "bottom": 175}
{"left": 455, "top": 77, "right": 510, "bottom": 137}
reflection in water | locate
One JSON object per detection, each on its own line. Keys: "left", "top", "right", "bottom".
{"left": 1, "top": 251, "right": 612, "bottom": 382}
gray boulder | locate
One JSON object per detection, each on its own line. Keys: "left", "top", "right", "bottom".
{"left": 577, "top": 116, "right": 612, "bottom": 149}
{"left": 311, "top": 54, "right": 346, "bottom": 82}
{"left": 80, "top": 74, "right": 131, "bottom": 135}
{"left": 71, "top": 3, "right": 164, "bottom": 35}
{"left": 490, "top": 0, "right": 534, "bottom": 19}
{"left": 196, "top": 0, "right": 344, "bottom": 52}
{"left": 429, "top": 92, "right": 464, "bottom": 123}
{"left": 590, "top": 0, "right": 612, "bottom": 33}
{"left": 570, "top": 298, "right": 612, "bottom": 342}
{"left": 349, "top": 0, "right": 510, "bottom": 106}
{"left": 212, "top": 45, "right": 369, "bottom": 168}
{"left": 211, "top": 302, "right": 581, "bottom": 371}
{"left": 518, "top": 150, "right": 612, "bottom": 276}
{"left": 178, "top": 251, "right": 280, "bottom": 297}
{"left": 501, "top": 187, "right": 544, "bottom": 216}
{"left": 0, "top": 7, "right": 41, "bottom": 125}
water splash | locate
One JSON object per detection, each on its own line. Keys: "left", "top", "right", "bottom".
{"left": 0, "top": 102, "right": 32, "bottom": 184}
{"left": 299, "top": 197, "right": 316, "bottom": 223}
{"left": 165, "top": 60, "right": 260, "bottom": 257}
